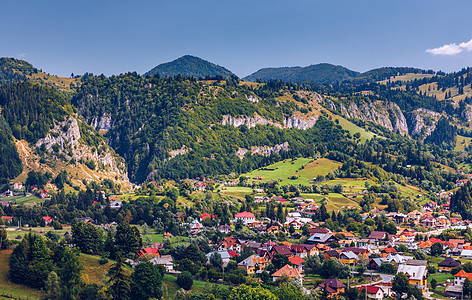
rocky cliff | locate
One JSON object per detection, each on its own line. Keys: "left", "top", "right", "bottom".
{"left": 221, "top": 113, "right": 317, "bottom": 130}
{"left": 34, "top": 116, "right": 129, "bottom": 185}
{"left": 332, "top": 100, "right": 409, "bottom": 136}
{"left": 406, "top": 108, "right": 441, "bottom": 139}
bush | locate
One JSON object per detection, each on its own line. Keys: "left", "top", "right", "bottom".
{"left": 52, "top": 220, "right": 63, "bottom": 230}
{"left": 176, "top": 271, "right": 193, "bottom": 290}
{"left": 99, "top": 257, "right": 108, "bottom": 265}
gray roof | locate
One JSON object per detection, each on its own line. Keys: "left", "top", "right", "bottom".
{"left": 397, "top": 264, "right": 427, "bottom": 280}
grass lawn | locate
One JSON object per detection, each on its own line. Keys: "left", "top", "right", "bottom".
{"left": 0, "top": 249, "right": 43, "bottom": 299}
{"left": 143, "top": 233, "right": 189, "bottom": 246}
{"left": 427, "top": 272, "right": 453, "bottom": 284}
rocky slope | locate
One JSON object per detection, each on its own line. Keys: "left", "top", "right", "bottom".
{"left": 23, "top": 116, "right": 130, "bottom": 188}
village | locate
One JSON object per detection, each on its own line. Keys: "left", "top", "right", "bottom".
{"left": 3, "top": 175, "right": 472, "bottom": 300}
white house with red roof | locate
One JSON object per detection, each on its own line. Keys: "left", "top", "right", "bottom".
{"left": 200, "top": 213, "right": 216, "bottom": 222}
{"left": 234, "top": 211, "right": 255, "bottom": 225}
{"left": 42, "top": 216, "right": 53, "bottom": 225}
{"left": 358, "top": 286, "right": 384, "bottom": 300}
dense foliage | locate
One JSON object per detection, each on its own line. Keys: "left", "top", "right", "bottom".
{"left": 145, "top": 55, "right": 235, "bottom": 78}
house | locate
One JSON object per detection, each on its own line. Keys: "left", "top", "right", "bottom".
{"left": 315, "top": 278, "right": 346, "bottom": 298}
{"left": 110, "top": 201, "right": 122, "bottom": 209}
{"left": 460, "top": 249, "right": 472, "bottom": 259}
{"left": 206, "top": 251, "right": 233, "bottom": 266}
{"left": 421, "top": 216, "right": 436, "bottom": 227}
{"left": 42, "top": 216, "right": 53, "bottom": 225}
{"left": 339, "top": 251, "right": 359, "bottom": 265}
{"left": 358, "top": 286, "right": 384, "bottom": 300}
{"left": 1, "top": 216, "right": 13, "bottom": 224}
{"left": 286, "top": 212, "right": 302, "bottom": 223}
{"left": 190, "top": 219, "right": 204, "bottom": 231}
{"left": 343, "top": 247, "right": 369, "bottom": 260}
{"left": 457, "top": 179, "right": 469, "bottom": 187}
{"left": 438, "top": 257, "right": 461, "bottom": 272}
{"left": 367, "top": 231, "right": 388, "bottom": 243}
{"left": 272, "top": 264, "right": 303, "bottom": 283}
{"left": 324, "top": 250, "right": 340, "bottom": 260}
{"left": 309, "top": 228, "right": 331, "bottom": 236}
{"left": 237, "top": 255, "right": 267, "bottom": 274}
{"left": 267, "top": 225, "right": 282, "bottom": 233}
{"left": 397, "top": 264, "right": 428, "bottom": 291}
{"left": 194, "top": 182, "right": 207, "bottom": 191}
{"left": 368, "top": 258, "right": 388, "bottom": 270}
{"left": 149, "top": 255, "right": 173, "bottom": 271}
{"left": 39, "top": 190, "right": 49, "bottom": 199}
{"left": 137, "top": 247, "right": 161, "bottom": 257}
{"left": 301, "top": 244, "right": 319, "bottom": 257}
{"left": 306, "top": 233, "right": 338, "bottom": 245}
{"left": 217, "top": 224, "right": 233, "bottom": 234}
{"left": 77, "top": 217, "right": 94, "bottom": 223}
{"left": 0, "top": 201, "right": 10, "bottom": 207}
{"left": 285, "top": 219, "right": 303, "bottom": 230}
{"left": 422, "top": 201, "right": 438, "bottom": 212}
{"left": 289, "top": 255, "right": 305, "bottom": 272}
{"left": 454, "top": 270, "right": 472, "bottom": 287}
{"left": 290, "top": 245, "right": 309, "bottom": 258}
{"left": 13, "top": 181, "right": 23, "bottom": 190}
{"left": 269, "top": 245, "right": 292, "bottom": 258}
{"left": 217, "top": 236, "right": 242, "bottom": 252}
{"left": 380, "top": 247, "right": 397, "bottom": 257}
{"left": 234, "top": 211, "right": 256, "bottom": 225}
{"left": 200, "top": 213, "right": 216, "bottom": 222}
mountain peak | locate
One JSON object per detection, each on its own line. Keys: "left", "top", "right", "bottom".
{"left": 145, "top": 55, "right": 235, "bottom": 78}
{"left": 243, "top": 63, "right": 359, "bottom": 84}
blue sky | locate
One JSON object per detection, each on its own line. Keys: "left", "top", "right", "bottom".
{"left": 1, "top": 0, "right": 471, "bottom": 77}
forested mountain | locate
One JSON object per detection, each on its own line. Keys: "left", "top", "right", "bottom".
{"left": 1, "top": 56, "right": 472, "bottom": 191}
{"left": 243, "top": 63, "right": 359, "bottom": 84}
{"left": 145, "top": 55, "right": 235, "bottom": 78}
{"left": 0, "top": 57, "right": 38, "bottom": 84}
{"left": 0, "top": 81, "right": 128, "bottom": 187}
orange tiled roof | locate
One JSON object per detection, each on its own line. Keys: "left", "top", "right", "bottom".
{"left": 455, "top": 270, "right": 472, "bottom": 280}
{"left": 272, "top": 264, "right": 304, "bottom": 279}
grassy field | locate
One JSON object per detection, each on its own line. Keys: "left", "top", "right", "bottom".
{"left": 455, "top": 135, "right": 472, "bottom": 152}
{"left": 142, "top": 233, "right": 189, "bottom": 246}
{"left": 243, "top": 158, "right": 343, "bottom": 186}
{"left": 243, "top": 158, "right": 313, "bottom": 182}
{"left": 330, "top": 113, "right": 377, "bottom": 142}
{"left": 220, "top": 186, "right": 253, "bottom": 198}
{"left": 0, "top": 249, "right": 43, "bottom": 299}
{"left": 300, "top": 193, "right": 360, "bottom": 211}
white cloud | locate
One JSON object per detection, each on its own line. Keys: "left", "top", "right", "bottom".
{"left": 426, "top": 38, "right": 472, "bottom": 56}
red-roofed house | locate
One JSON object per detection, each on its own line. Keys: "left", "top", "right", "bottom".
{"left": 454, "top": 270, "right": 472, "bottom": 287}
{"left": 217, "top": 236, "right": 242, "bottom": 252}
{"left": 272, "top": 264, "right": 303, "bottom": 283}
{"left": 315, "top": 278, "right": 345, "bottom": 298}
{"left": 42, "top": 216, "right": 53, "bottom": 225}
{"left": 137, "top": 247, "right": 161, "bottom": 258}
{"left": 234, "top": 211, "right": 255, "bottom": 225}
{"left": 200, "top": 213, "right": 216, "bottom": 221}
{"left": 358, "top": 286, "right": 384, "bottom": 300}
{"left": 1, "top": 216, "right": 13, "bottom": 224}
{"left": 289, "top": 255, "right": 305, "bottom": 272}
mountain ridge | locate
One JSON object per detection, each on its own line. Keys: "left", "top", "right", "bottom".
{"left": 145, "top": 55, "right": 236, "bottom": 78}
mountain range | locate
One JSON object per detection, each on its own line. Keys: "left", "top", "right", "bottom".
{"left": 0, "top": 55, "right": 471, "bottom": 191}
